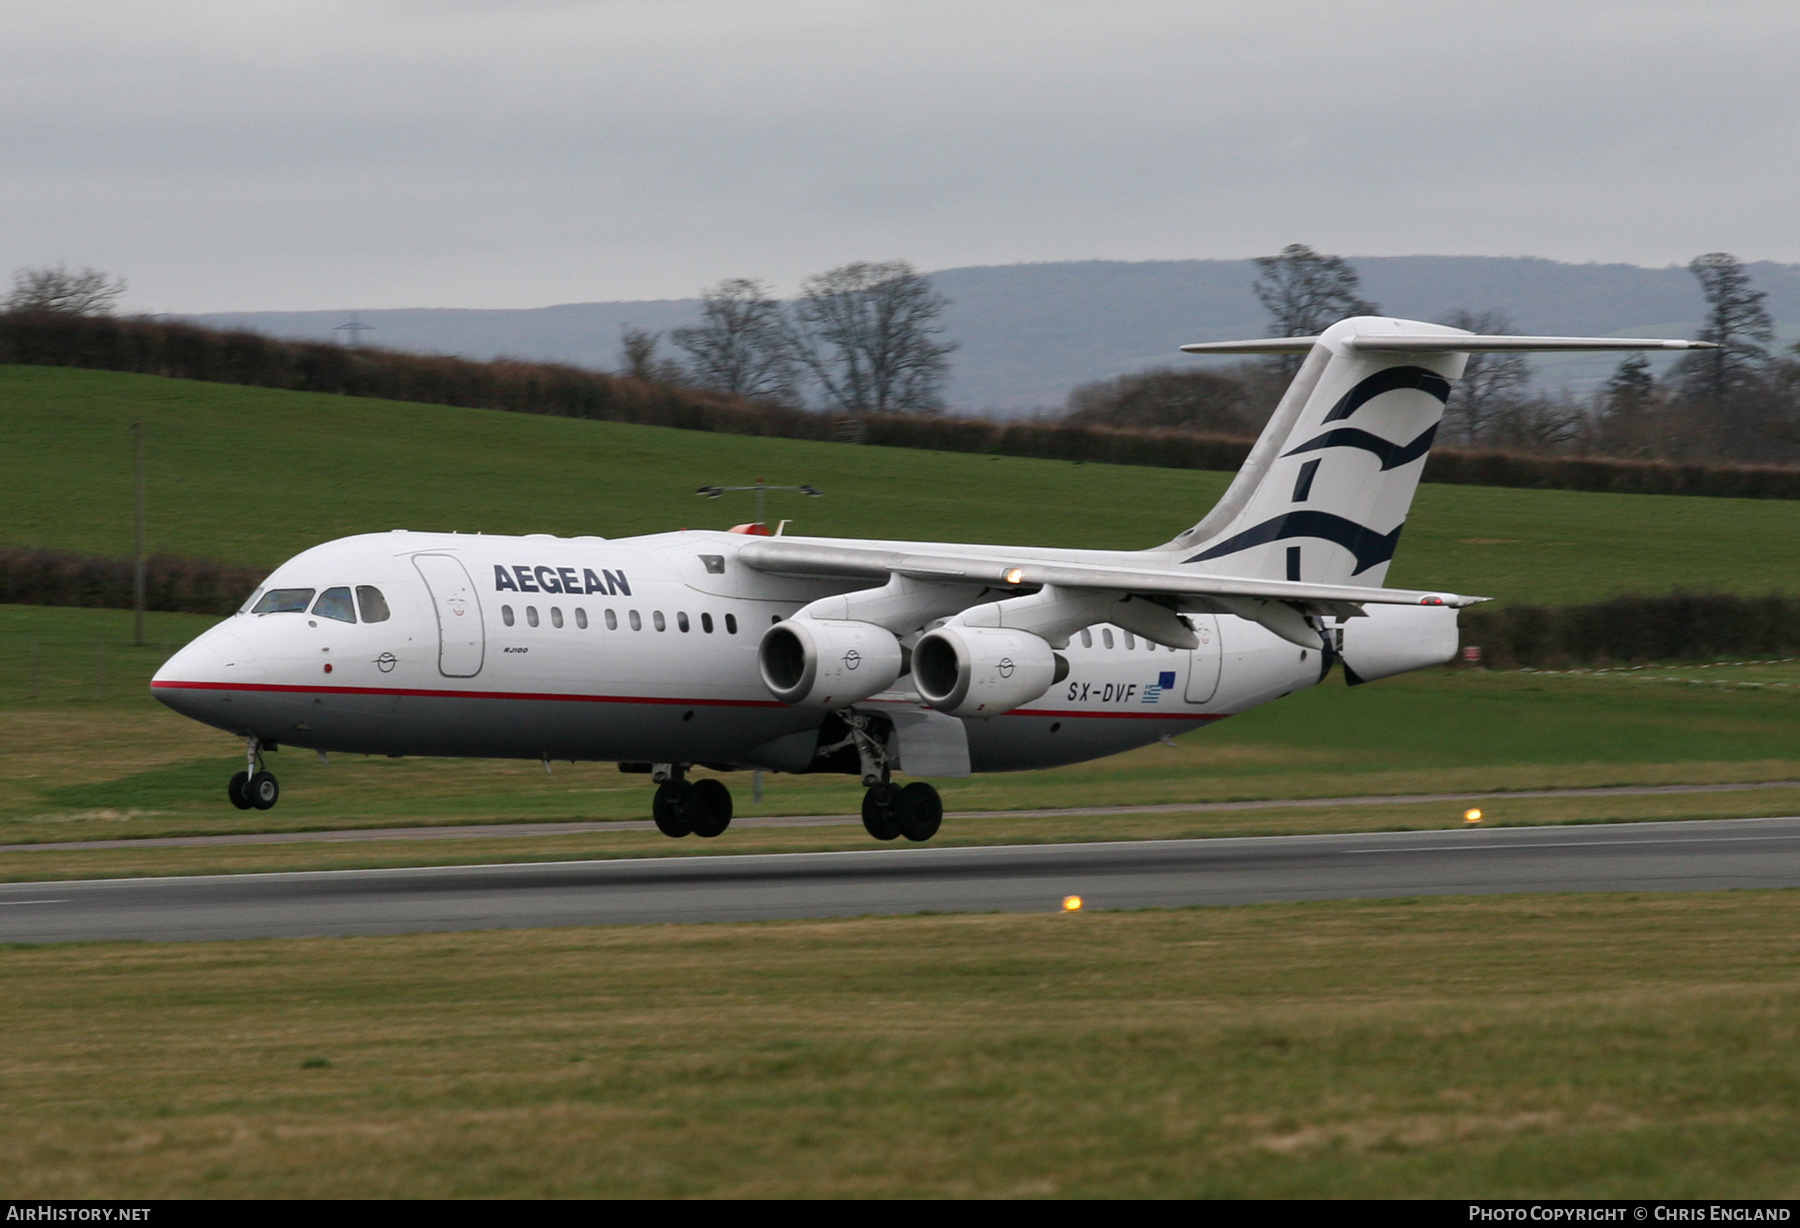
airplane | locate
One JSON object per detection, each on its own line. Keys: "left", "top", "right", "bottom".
{"left": 150, "top": 317, "right": 1713, "bottom": 841}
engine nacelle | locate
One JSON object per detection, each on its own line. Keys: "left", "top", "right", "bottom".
{"left": 1338, "top": 604, "right": 1460, "bottom": 685}
{"left": 913, "top": 625, "right": 1061, "bottom": 718}
{"left": 758, "top": 618, "right": 904, "bottom": 708}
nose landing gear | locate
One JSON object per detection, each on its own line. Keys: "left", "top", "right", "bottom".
{"left": 228, "top": 736, "right": 280, "bottom": 811}
{"left": 650, "top": 765, "right": 733, "bottom": 838}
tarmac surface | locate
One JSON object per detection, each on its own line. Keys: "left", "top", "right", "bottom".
{"left": 3, "top": 780, "right": 1794, "bottom": 852}
{"left": 3, "top": 815, "right": 1799, "bottom": 944}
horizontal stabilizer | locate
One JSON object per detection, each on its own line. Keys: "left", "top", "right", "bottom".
{"left": 1181, "top": 334, "right": 1718, "bottom": 355}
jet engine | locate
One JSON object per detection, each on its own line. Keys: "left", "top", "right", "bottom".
{"left": 758, "top": 618, "right": 905, "bottom": 708}
{"left": 1338, "top": 604, "right": 1460, "bottom": 685}
{"left": 912, "top": 625, "right": 1064, "bottom": 718}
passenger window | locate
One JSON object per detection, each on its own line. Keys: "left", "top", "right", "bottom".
{"left": 502, "top": 605, "right": 515, "bottom": 627}
{"left": 1080, "top": 629, "right": 1092, "bottom": 648}
{"left": 526, "top": 606, "right": 540, "bottom": 628}
{"left": 702, "top": 612, "right": 714, "bottom": 634}
{"left": 677, "top": 612, "right": 690, "bottom": 633}
{"left": 605, "top": 609, "right": 618, "bottom": 630}
{"left": 725, "top": 613, "right": 738, "bottom": 635}
{"left": 629, "top": 610, "right": 641, "bottom": 631}
{"left": 551, "top": 607, "right": 564, "bottom": 629}
{"left": 653, "top": 611, "right": 667, "bottom": 631}
{"left": 1123, "top": 631, "right": 1137, "bottom": 650}
{"left": 356, "top": 586, "right": 391, "bottom": 623}
{"left": 252, "top": 588, "right": 315, "bottom": 615}
{"left": 576, "top": 608, "right": 588, "bottom": 630}
{"left": 1102, "top": 629, "right": 1114, "bottom": 650}
{"left": 312, "top": 587, "right": 356, "bottom": 623}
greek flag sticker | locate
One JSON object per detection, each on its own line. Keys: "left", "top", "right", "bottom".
{"left": 1143, "top": 671, "right": 1177, "bottom": 703}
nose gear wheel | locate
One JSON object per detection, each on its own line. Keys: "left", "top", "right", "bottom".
{"left": 227, "top": 736, "right": 279, "bottom": 810}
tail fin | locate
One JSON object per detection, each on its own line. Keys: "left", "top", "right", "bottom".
{"left": 1161, "top": 317, "right": 1713, "bottom": 587}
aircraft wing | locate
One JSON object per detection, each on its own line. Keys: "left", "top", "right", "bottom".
{"left": 736, "top": 538, "right": 1487, "bottom": 615}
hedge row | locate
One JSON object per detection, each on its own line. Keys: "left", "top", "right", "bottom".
{"left": 0, "top": 548, "right": 267, "bottom": 617}
{"left": 1458, "top": 592, "right": 1800, "bottom": 669}
{"left": 6, "top": 311, "right": 1800, "bottom": 499}
{"left": 0, "top": 310, "right": 832, "bottom": 440}
{"left": 865, "top": 416, "right": 1800, "bottom": 498}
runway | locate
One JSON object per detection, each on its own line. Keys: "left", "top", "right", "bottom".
{"left": 3, "top": 780, "right": 1793, "bottom": 853}
{"left": 4, "top": 816, "right": 1800, "bottom": 944}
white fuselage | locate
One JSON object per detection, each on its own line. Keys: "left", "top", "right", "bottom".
{"left": 151, "top": 529, "right": 1327, "bottom": 774}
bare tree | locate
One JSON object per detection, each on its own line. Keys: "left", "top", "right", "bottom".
{"left": 1251, "top": 244, "right": 1378, "bottom": 375}
{"left": 1439, "top": 309, "right": 1530, "bottom": 446}
{"left": 1593, "top": 353, "right": 1664, "bottom": 458}
{"left": 617, "top": 327, "right": 685, "bottom": 386}
{"left": 1486, "top": 391, "right": 1587, "bottom": 455}
{"left": 671, "top": 278, "right": 795, "bottom": 400}
{"left": 1677, "top": 252, "right": 1774, "bottom": 403}
{"left": 787, "top": 261, "right": 955, "bottom": 414}
{"left": 1063, "top": 365, "right": 1265, "bottom": 435}
{"left": 6, "top": 264, "right": 127, "bottom": 315}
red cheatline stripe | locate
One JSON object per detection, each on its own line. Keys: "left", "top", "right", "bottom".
{"left": 1010, "top": 708, "right": 1225, "bottom": 722}
{"left": 151, "top": 680, "right": 784, "bottom": 708}
{"left": 150, "top": 680, "right": 1226, "bottom": 721}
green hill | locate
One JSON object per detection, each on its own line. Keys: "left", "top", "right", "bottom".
{"left": 3, "top": 364, "right": 1796, "bottom": 606}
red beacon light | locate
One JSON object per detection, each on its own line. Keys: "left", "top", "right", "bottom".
{"left": 1419, "top": 595, "right": 1445, "bottom": 606}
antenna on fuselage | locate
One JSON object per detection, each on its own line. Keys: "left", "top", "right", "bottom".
{"left": 696, "top": 480, "right": 822, "bottom": 535}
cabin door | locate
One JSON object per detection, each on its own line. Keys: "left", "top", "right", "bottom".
{"left": 1183, "top": 614, "right": 1221, "bottom": 705}
{"left": 412, "top": 554, "right": 485, "bottom": 678}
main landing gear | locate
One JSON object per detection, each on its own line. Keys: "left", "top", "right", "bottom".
{"left": 829, "top": 709, "right": 943, "bottom": 843}
{"left": 650, "top": 764, "right": 733, "bottom": 839}
{"left": 227, "top": 735, "right": 280, "bottom": 811}
{"left": 861, "top": 781, "right": 942, "bottom": 843}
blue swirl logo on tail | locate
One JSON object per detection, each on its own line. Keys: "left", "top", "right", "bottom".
{"left": 1182, "top": 511, "right": 1404, "bottom": 575}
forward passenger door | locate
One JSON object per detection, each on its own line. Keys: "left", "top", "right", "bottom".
{"left": 413, "top": 554, "right": 485, "bottom": 678}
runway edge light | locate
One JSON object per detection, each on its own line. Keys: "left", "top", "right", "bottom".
{"left": 1062, "top": 895, "right": 1083, "bottom": 912}
{"left": 1465, "top": 808, "right": 1483, "bottom": 825}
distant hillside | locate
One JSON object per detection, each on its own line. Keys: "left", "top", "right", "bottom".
{"left": 192, "top": 256, "right": 1800, "bottom": 415}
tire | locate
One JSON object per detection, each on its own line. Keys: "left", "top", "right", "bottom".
{"left": 895, "top": 782, "right": 943, "bottom": 842}
{"left": 227, "top": 770, "right": 253, "bottom": 810}
{"left": 652, "top": 781, "right": 693, "bottom": 837}
{"left": 861, "top": 784, "right": 900, "bottom": 841}
{"left": 246, "top": 771, "right": 280, "bottom": 811}
{"left": 687, "top": 778, "right": 733, "bottom": 838}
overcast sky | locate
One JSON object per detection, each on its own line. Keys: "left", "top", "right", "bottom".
{"left": 4, "top": 0, "right": 1796, "bottom": 313}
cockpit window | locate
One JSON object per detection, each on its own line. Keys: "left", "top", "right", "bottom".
{"left": 237, "top": 587, "right": 265, "bottom": 615}
{"left": 312, "top": 587, "right": 357, "bottom": 623}
{"left": 356, "top": 586, "right": 391, "bottom": 623}
{"left": 252, "top": 588, "right": 315, "bottom": 615}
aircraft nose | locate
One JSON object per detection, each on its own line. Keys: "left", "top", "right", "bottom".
{"left": 151, "top": 629, "right": 259, "bottom": 715}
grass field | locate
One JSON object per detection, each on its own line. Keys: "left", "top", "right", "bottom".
{"left": 5, "top": 892, "right": 1800, "bottom": 1197}
{"left": 4, "top": 364, "right": 1799, "bottom": 605}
